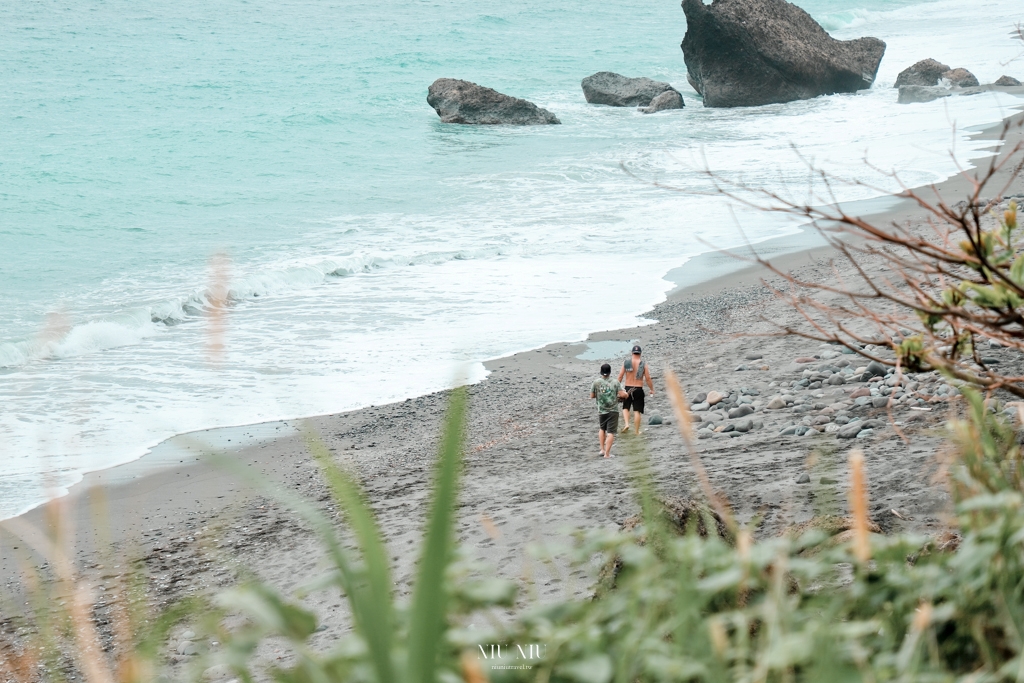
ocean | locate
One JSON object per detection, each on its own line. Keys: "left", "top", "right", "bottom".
{"left": 1, "top": 0, "right": 1022, "bottom": 518}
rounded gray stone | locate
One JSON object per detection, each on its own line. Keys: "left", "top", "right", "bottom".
{"left": 640, "top": 89, "right": 685, "bottom": 113}
{"left": 203, "top": 665, "right": 232, "bottom": 682}
{"left": 866, "top": 361, "right": 887, "bottom": 376}
{"left": 837, "top": 422, "right": 863, "bottom": 439}
{"left": 728, "top": 405, "right": 755, "bottom": 419}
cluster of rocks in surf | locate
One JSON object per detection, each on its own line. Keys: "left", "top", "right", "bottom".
{"left": 426, "top": 71, "right": 687, "bottom": 126}
{"left": 426, "top": 0, "right": 893, "bottom": 124}
{"left": 894, "top": 58, "right": 1023, "bottom": 104}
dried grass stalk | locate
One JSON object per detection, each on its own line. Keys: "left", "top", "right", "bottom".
{"left": 848, "top": 449, "right": 871, "bottom": 564}
{"left": 665, "top": 368, "right": 736, "bottom": 533}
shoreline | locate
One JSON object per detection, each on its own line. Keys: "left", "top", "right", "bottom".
{"left": 6, "top": 95, "right": 1023, "bottom": 524}
{"left": 2, "top": 105, "right": 1023, "bottom": 663}
{"left": 0, "top": 187, "right": 942, "bottom": 524}
{"left": 0, "top": 218, "right": 844, "bottom": 524}
{"left": 2, "top": 101, "right": 1018, "bottom": 520}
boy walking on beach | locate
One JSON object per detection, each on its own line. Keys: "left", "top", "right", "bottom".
{"left": 591, "top": 363, "right": 626, "bottom": 458}
{"left": 618, "top": 344, "right": 655, "bottom": 435}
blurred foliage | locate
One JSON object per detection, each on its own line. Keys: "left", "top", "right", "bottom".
{"left": 0, "top": 494, "right": 200, "bottom": 683}
{"left": 8, "top": 367, "right": 1024, "bottom": 683}
{"left": 209, "top": 384, "right": 1024, "bottom": 683}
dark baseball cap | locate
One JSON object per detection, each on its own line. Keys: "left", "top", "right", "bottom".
{"left": 600, "top": 363, "right": 611, "bottom": 376}
{"left": 632, "top": 345, "right": 642, "bottom": 354}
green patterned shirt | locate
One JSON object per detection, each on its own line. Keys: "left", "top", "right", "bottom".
{"left": 591, "top": 377, "right": 622, "bottom": 415}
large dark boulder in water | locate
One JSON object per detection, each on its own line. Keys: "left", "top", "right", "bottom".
{"left": 894, "top": 59, "right": 950, "bottom": 87}
{"left": 680, "top": 0, "right": 886, "bottom": 108}
{"left": 581, "top": 72, "right": 679, "bottom": 107}
{"left": 426, "top": 79, "right": 560, "bottom": 125}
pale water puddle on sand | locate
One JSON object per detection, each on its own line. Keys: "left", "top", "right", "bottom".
{"left": 576, "top": 340, "right": 639, "bottom": 361}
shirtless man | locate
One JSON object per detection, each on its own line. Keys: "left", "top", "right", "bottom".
{"left": 618, "top": 344, "right": 654, "bottom": 434}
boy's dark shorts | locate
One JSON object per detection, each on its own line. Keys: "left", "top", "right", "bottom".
{"left": 599, "top": 412, "right": 618, "bottom": 434}
{"left": 623, "top": 386, "right": 645, "bottom": 414}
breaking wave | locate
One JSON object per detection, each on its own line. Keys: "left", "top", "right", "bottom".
{"left": 0, "top": 247, "right": 501, "bottom": 369}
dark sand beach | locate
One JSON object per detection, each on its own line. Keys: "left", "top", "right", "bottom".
{"left": 3, "top": 106, "right": 1024, "bottom": 673}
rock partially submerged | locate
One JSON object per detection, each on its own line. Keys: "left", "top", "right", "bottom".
{"left": 581, "top": 72, "right": 679, "bottom": 107}
{"left": 995, "top": 75, "right": 1022, "bottom": 87}
{"left": 898, "top": 76, "right": 1020, "bottom": 105}
{"left": 894, "top": 58, "right": 950, "bottom": 87}
{"left": 894, "top": 60, "right": 978, "bottom": 89}
{"left": 941, "top": 67, "right": 979, "bottom": 88}
{"left": 426, "top": 79, "right": 560, "bottom": 125}
{"left": 680, "top": 0, "right": 885, "bottom": 108}
{"left": 897, "top": 85, "right": 951, "bottom": 104}
{"left": 640, "top": 89, "right": 685, "bottom": 113}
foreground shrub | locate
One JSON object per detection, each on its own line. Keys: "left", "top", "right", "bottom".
{"left": 203, "top": 383, "right": 1024, "bottom": 683}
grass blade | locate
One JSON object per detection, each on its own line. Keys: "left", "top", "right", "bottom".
{"left": 302, "top": 427, "right": 396, "bottom": 683}
{"left": 406, "top": 387, "right": 468, "bottom": 683}
{"left": 204, "top": 434, "right": 391, "bottom": 680}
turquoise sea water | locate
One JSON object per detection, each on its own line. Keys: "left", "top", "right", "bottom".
{"left": 1, "top": 0, "right": 1022, "bottom": 517}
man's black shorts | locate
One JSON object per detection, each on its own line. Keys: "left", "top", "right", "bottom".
{"left": 623, "top": 386, "right": 645, "bottom": 414}
{"left": 599, "top": 412, "right": 618, "bottom": 434}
